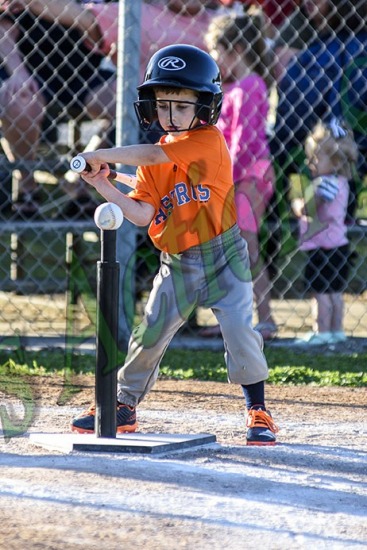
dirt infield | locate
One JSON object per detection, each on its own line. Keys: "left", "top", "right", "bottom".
{"left": 0, "top": 377, "right": 366, "bottom": 549}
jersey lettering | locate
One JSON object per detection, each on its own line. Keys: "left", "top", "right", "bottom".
{"left": 155, "top": 207, "right": 168, "bottom": 224}
{"left": 175, "top": 183, "right": 191, "bottom": 205}
{"left": 196, "top": 184, "right": 210, "bottom": 202}
{"left": 154, "top": 182, "right": 211, "bottom": 225}
{"left": 161, "top": 195, "right": 173, "bottom": 212}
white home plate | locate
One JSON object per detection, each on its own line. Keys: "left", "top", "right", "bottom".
{"left": 29, "top": 432, "right": 217, "bottom": 454}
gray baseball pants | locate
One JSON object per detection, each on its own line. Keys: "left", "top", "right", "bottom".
{"left": 117, "top": 224, "right": 269, "bottom": 406}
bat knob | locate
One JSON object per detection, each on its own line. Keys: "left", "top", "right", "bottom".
{"left": 70, "top": 156, "right": 87, "bottom": 173}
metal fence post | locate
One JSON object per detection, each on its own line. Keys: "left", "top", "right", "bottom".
{"left": 115, "top": 0, "right": 142, "bottom": 350}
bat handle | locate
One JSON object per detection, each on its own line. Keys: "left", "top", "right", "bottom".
{"left": 70, "top": 156, "right": 135, "bottom": 188}
{"left": 70, "top": 156, "right": 116, "bottom": 179}
{"left": 70, "top": 155, "right": 89, "bottom": 173}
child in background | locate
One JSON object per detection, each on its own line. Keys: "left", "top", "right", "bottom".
{"left": 292, "top": 119, "right": 358, "bottom": 345}
{"left": 71, "top": 44, "right": 279, "bottom": 445}
{"left": 202, "top": 11, "right": 277, "bottom": 340}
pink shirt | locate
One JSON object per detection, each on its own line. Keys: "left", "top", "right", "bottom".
{"left": 216, "top": 73, "right": 274, "bottom": 232}
{"left": 216, "top": 73, "right": 271, "bottom": 185}
{"left": 299, "top": 176, "right": 349, "bottom": 250}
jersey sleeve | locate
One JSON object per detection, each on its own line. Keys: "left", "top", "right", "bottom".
{"left": 159, "top": 126, "right": 229, "bottom": 185}
{"left": 128, "top": 165, "right": 162, "bottom": 209}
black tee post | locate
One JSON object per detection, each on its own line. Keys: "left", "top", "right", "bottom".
{"left": 95, "top": 229, "right": 120, "bottom": 438}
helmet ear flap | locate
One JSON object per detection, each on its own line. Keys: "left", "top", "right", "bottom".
{"left": 134, "top": 90, "right": 158, "bottom": 129}
{"left": 196, "top": 92, "right": 222, "bottom": 125}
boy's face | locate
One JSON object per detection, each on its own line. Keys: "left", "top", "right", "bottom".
{"left": 155, "top": 89, "right": 199, "bottom": 134}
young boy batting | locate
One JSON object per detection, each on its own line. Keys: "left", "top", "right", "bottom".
{"left": 71, "top": 44, "right": 278, "bottom": 445}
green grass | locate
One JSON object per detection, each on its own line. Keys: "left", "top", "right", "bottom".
{"left": 0, "top": 347, "right": 366, "bottom": 387}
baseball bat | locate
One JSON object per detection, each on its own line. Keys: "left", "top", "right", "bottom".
{"left": 70, "top": 155, "right": 137, "bottom": 190}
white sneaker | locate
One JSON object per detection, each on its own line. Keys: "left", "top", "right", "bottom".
{"left": 295, "top": 332, "right": 334, "bottom": 345}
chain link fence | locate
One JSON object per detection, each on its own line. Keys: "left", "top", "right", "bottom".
{"left": 0, "top": 0, "right": 366, "bottom": 350}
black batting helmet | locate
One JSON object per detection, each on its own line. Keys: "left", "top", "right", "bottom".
{"left": 134, "top": 44, "right": 223, "bottom": 130}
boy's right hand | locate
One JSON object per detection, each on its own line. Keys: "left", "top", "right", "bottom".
{"left": 80, "top": 162, "right": 111, "bottom": 190}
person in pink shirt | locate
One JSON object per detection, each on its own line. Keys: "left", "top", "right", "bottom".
{"left": 292, "top": 119, "right": 359, "bottom": 345}
{"left": 202, "top": 11, "right": 277, "bottom": 340}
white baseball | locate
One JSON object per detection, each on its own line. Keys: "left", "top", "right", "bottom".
{"left": 94, "top": 202, "right": 124, "bottom": 230}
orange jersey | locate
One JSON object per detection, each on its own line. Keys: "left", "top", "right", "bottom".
{"left": 129, "top": 126, "right": 236, "bottom": 253}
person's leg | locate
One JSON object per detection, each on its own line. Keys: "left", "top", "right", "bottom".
{"left": 241, "top": 229, "right": 277, "bottom": 337}
{"left": 302, "top": 249, "right": 332, "bottom": 341}
{"left": 201, "top": 228, "right": 278, "bottom": 444}
{"left": 215, "top": 280, "right": 269, "bottom": 386}
{"left": 216, "top": 273, "right": 278, "bottom": 445}
{"left": 254, "top": 268, "right": 273, "bottom": 323}
{"left": 117, "top": 254, "right": 196, "bottom": 406}
{"left": 329, "top": 292, "right": 344, "bottom": 332}
{"left": 71, "top": 251, "right": 198, "bottom": 433}
{"left": 241, "top": 380, "right": 264, "bottom": 409}
{"left": 327, "top": 246, "right": 349, "bottom": 336}
{"left": 313, "top": 292, "right": 332, "bottom": 333}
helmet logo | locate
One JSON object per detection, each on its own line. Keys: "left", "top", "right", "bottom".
{"left": 158, "top": 56, "right": 186, "bottom": 71}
